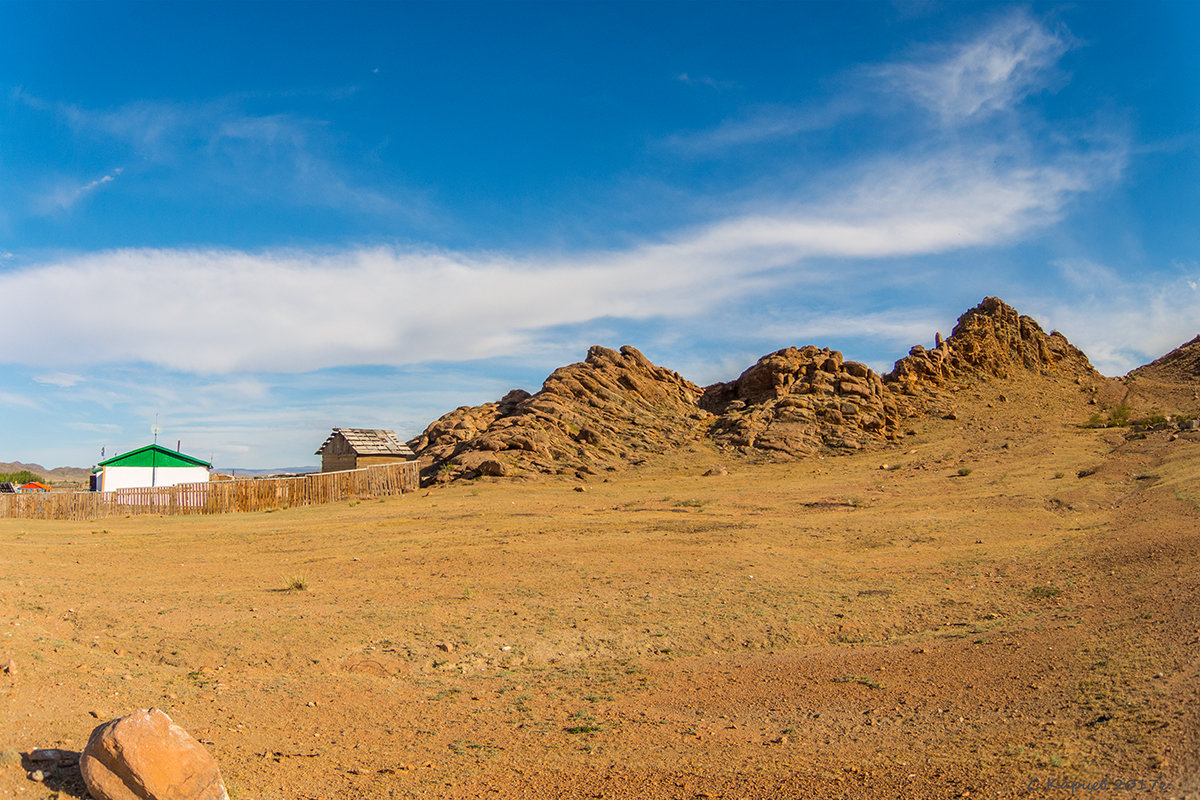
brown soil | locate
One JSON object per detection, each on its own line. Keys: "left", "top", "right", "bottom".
{"left": 2, "top": 371, "right": 1198, "bottom": 800}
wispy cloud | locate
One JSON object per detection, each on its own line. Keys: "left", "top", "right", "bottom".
{"left": 668, "top": 10, "right": 1070, "bottom": 154}
{"left": 13, "top": 90, "right": 411, "bottom": 218}
{"left": 877, "top": 9, "right": 1070, "bottom": 122}
{"left": 664, "top": 98, "right": 860, "bottom": 153}
{"left": 38, "top": 168, "right": 124, "bottom": 212}
{"left": 28, "top": 364, "right": 468, "bottom": 466}
{"left": 34, "top": 372, "right": 86, "bottom": 388}
{"left": 756, "top": 309, "right": 944, "bottom": 352}
{"left": 66, "top": 421, "right": 121, "bottom": 433}
{"left": 674, "top": 72, "right": 734, "bottom": 91}
{"left": 0, "top": 390, "right": 41, "bottom": 410}
{"left": 0, "top": 142, "right": 1115, "bottom": 375}
{"left": 1026, "top": 264, "right": 1200, "bottom": 376}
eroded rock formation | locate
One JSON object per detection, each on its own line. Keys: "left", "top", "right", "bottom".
{"left": 409, "top": 298, "right": 1100, "bottom": 481}
{"left": 700, "top": 347, "right": 901, "bottom": 456}
{"left": 408, "top": 345, "right": 708, "bottom": 479}
{"left": 886, "top": 297, "right": 1098, "bottom": 394}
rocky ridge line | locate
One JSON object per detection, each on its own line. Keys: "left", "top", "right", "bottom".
{"left": 1128, "top": 334, "right": 1200, "bottom": 384}
{"left": 409, "top": 297, "right": 1100, "bottom": 480}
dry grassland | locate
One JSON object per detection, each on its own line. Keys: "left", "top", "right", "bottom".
{"left": 2, "top": 377, "right": 1198, "bottom": 799}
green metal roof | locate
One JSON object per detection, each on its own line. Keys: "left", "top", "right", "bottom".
{"left": 97, "top": 444, "right": 212, "bottom": 469}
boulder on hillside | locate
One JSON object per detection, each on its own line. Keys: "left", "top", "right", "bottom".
{"left": 80, "top": 708, "right": 228, "bottom": 800}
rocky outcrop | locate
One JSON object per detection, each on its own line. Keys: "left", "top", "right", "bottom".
{"left": 700, "top": 347, "right": 902, "bottom": 456}
{"left": 409, "top": 345, "right": 709, "bottom": 479}
{"left": 409, "top": 298, "right": 1101, "bottom": 481}
{"left": 885, "top": 297, "right": 1098, "bottom": 394}
{"left": 407, "top": 388, "right": 532, "bottom": 469}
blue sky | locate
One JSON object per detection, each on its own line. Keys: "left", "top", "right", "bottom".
{"left": 1, "top": 1, "right": 1197, "bottom": 469}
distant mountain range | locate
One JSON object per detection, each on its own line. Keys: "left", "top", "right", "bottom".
{"left": 0, "top": 461, "right": 92, "bottom": 485}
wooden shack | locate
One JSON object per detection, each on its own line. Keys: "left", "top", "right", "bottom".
{"left": 315, "top": 428, "right": 415, "bottom": 473}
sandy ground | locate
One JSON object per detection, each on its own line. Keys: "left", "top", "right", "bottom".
{"left": 2, "top": 374, "right": 1198, "bottom": 799}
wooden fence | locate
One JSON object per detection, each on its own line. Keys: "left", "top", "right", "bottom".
{"left": 0, "top": 461, "right": 420, "bottom": 522}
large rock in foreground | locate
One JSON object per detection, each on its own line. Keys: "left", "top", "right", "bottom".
{"left": 81, "top": 708, "right": 228, "bottom": 800}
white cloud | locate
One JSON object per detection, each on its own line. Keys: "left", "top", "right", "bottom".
{"left": 78, "top": 168, "right": 123, "bottom": 195}
{"left": 757, "top": 310, "right": 944, "bottom": 351}
{"left": 1025, "top": 271, "right": 1200, "bottom": 376}
{"left": 34, "top": 372, "right": 86, "bottom": 388}
{"left": 0, "top": 390, "right": 41, "bottom": 410}
{"left": 38, "top": 168, "right": 124, "bottom": 213}
{"left": 1053, "top": 257, "right": 1122, "bottom": 290}
{"left": 66, "top": 421, "right": 121, "bottom": 433}
{"left": 664, "top": 99, "right": 860, "bottom": 152}
{"left": 15, "top": 92, "right": 409, "bottom": 217}
{"left": 668, "top": 10, "right": 1069, "bottom": 154}
{"left": 878, "top": 10, "right": 1069, "bottom": 122}
{"left": 0, "top": 146, "right": 1112, "bottom": 375}
{"left": 674, "top": 72, "right": 734, "bottom": 91}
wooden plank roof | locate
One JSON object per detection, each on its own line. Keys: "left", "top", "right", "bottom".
{"left": 316, "top": 427, "right": 415, "bottom": 458}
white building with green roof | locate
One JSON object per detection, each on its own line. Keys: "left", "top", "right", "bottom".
{"left": 93, "top": 444, "right": 212, "bottom": 492}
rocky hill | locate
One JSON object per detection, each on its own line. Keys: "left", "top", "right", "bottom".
{"left": 700, "top": 346, "right": 901, "bottom": 456}
{"left": 408, "top": 345, "right": 709, "bottom": 479}
{"left": 410, "top": 297, "right": 1102, "bottom": 481}
{"left": 696, "top": 297, "right": 1101, "bottom": 459}
{"left": 1128, "top": 334, "right": 1200, "bottom": 384}
{"left": 886, "top": 296, "right": 1098, "bottom": 388}
{"left": 1120, "top": 333, "right": 1200, "bottom": 418}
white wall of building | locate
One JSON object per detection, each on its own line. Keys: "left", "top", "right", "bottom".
{"left": 99, "top": 466, "right": 210, "bottom": 491}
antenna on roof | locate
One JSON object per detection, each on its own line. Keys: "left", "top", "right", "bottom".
{"left": 152, "top": 413, "right": 161, "bottom": 445}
